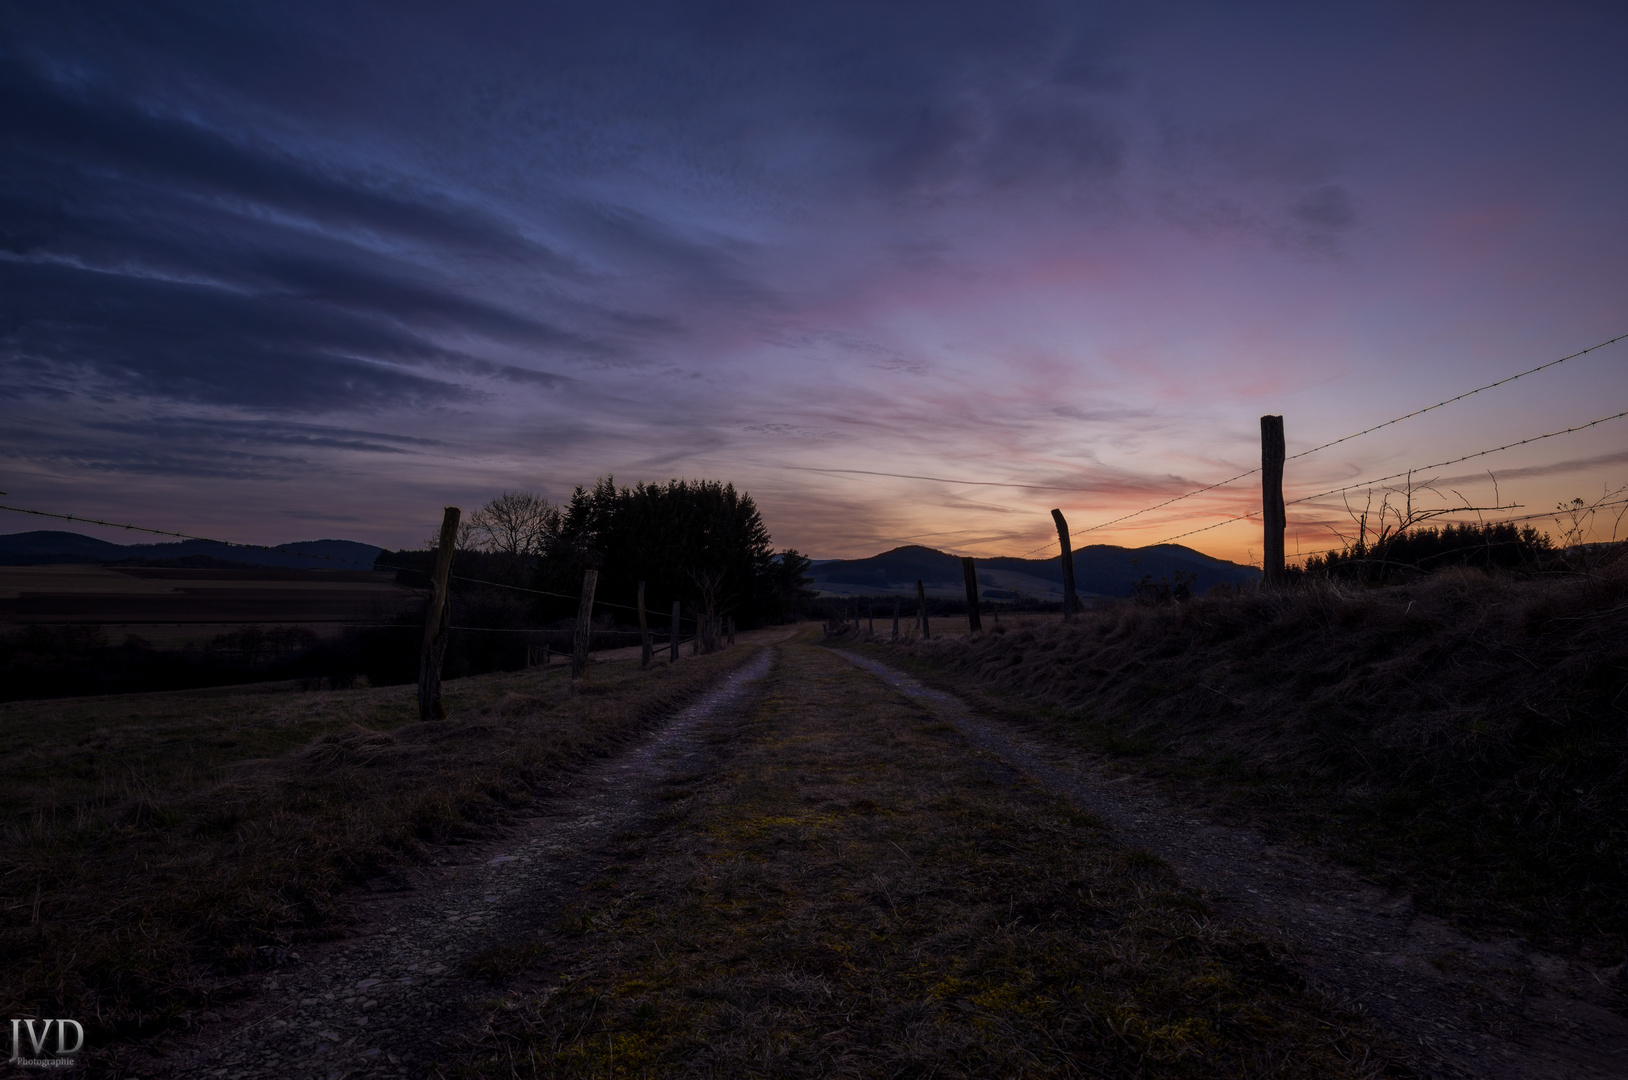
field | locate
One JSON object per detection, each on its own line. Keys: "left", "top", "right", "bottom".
{"left": 5, "top": 574, "right": 1625, "bottom": 1078}
{"left": 0, "top": 636, "right": 774, "bottom": 1043}
{"left": 0, "top": 564, "right": 416, "bottom": 647}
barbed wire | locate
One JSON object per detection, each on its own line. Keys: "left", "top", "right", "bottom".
{"left": 1282, "top": 496, "right": 1628, "bottom": 563}
{"left": 1014, "top": 536, "right": 1061, "bottom": 559}
{"left": 1153, "top": 510, "right": 1260, "bottom": 546}
{"left": 0, "top": 503, "right": 710, "bottom": 624}
{"left": 0, "top": 504, "right": 385, "bottom": 568}
{"left": 1287, "top": 331, "right": 1627, "bottom": 460}
{"left": 1143, "top": 408, "right": 1627, "bottom": 546}
{"left": 1287, "top": 409, "right": 1628, "bottom": 507}
{"left": 1062, "top": 333, "right": 1625, "bottom": 546}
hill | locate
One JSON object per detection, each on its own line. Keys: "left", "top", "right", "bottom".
{"left": 809, "top": 543, "right": 1257, "bottom": 599}
{"left": 0, "top": 530, "right": 381, "bottom": 570}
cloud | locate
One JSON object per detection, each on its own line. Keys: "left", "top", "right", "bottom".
{"left": 0, "top": 60, "right": 578, "bottom": 271}
{"left": 1425, "top": 449, "right": 1628, "bottom": 487}
{"left": 281, "top": 509, "right": 364, "bottom": 522}
{"left": 1292, "top": 184, "right": 1356, "bottom": 231}
{"left": 88, "top": 418, "right": 446, "bottom": 455}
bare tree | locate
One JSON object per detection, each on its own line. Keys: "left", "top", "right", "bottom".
{"left": 689, "top": 569, "right": 725, "bottom": 653}
{"left": 460, "top": 491, "right": 560, "bottom": 584}
{"left": 468, "top": 491, "right": 558, "bottom": 559}
{"left": 1323, "top": 472, "right": 1514, "bottom": 582}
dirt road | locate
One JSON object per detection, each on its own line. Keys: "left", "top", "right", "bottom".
{"left": 126, "top": 636, "right": 1627, "bottom": 1078}
{"left": 836, "top": 649, "right": 1628, "bottom": 1080}
{"left": 141, "top": 651, "right": 775, "bottom": 1079}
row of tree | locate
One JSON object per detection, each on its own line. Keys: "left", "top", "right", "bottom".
{"left": 382, "top": 478, "right": 816, "bottom": 631}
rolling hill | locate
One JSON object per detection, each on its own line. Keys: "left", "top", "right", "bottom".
{"left": 809, "top": 543, "right": 1257, "bottom": 599}
{"left": 0, "top": 530, "right": 382, "bottom": 570}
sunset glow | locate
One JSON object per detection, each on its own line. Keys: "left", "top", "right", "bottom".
{"left": 3, "top": 2, "right": 1626, "bottom": 564}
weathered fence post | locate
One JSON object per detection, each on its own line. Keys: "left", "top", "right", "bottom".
{"left": 727, "top": 617, "right": 736, "bottom": 646}
{"left": 571, "top": 569, "right": 598, "bottom": 678}
{"left": 670, "top": 600, "right": 680, "bottom": 663}
{"left": 417, "top": 506, "right": 460, "bottom": 722}
{"left": 1261, "top": 414, "right": 1287, "bottom": 586}
{"left": 891, "top": 601, "right": 899, "bottom": 640}
{"left": 637, "top": 581, "right": 652, "bottom": 668}
{"left": 961, "top": 557, "right": 983, "bottom": 633}
{"left": 867, "top": 603, "right": 873, "bottom": 635}
{"left": 1050, "top": 508, "right": 1080, "bottom": 620}
{"left": 691, "top": 606, "right": 699, "bottom": 655}
{"left": 916, "top": 579, "right": 931, "bottom": 639}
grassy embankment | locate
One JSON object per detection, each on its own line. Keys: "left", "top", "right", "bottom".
{"left": 0, "top": 644, "right": 765, "bottom": 1039}
{"left": 847, "top": 565, "right": 1628, "bottom": 965}
{"left": 449, "top": 641, "right": 1404, "bottom": 1079}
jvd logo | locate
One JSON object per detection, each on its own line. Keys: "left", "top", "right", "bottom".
{"left": 8, "top": 1019, "right": 84, "bottom": 1069}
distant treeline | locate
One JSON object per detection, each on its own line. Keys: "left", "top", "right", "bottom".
{"left": 1300, "top": 521, "right": 1556, "bottom": 582}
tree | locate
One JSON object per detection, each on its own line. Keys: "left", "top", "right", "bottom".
{"left": 758, "top": 548, "right": 816, "bottom": 623}
{"left": 466, "top": 491, "right": 559, "bottom": 583}
{"left": 538, "top": 477, "right": 778, "bottom": 629}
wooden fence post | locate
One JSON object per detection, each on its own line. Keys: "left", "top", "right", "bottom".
{"left": 916, "top": 579, "right": 930, "bottom": 639}
{"left": 417, "top": 506, "right": 460, "bottom": 722}
{"left": 1050, "top": 508, "right": 1080, "bottom": 620}
{"left": 691, "top": 606, "right": 699, "bottom": 655}
{"left": 961, "top": 557, "right": 983, "bottom": 633}
{"left": 866, "top": 603, "right": 873, "bottom": 635}
{"left": 571, "top": 569, "right": 598, "bottom": 678}
{"left": 670, "top": 600, "right": 680, "bottom": 663}
{"left": 637, "top": 581, "right": 652, "bottom": 668}
{"left": 891, "top": 601, "right": 899, "bottom": 641}
{"left": 1261, "top": 414, "right": 1287, "bottom": 586}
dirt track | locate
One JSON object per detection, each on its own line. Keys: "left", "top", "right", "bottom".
{"left": 836, "top": 649, "right": 1628, "bottom": 1080}
{"left": 113, "top": 636, "right": 1628, "bottom": 1078}
{"left": 136, "top": 651, "right": 775, "bottom": 1079}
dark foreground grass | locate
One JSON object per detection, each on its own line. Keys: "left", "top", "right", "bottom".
{"left": 0, "top": 648, "right": 764, "bottom": 1039}
{"left": 849, "top": 565, "right": 1628, "bottom": 966}
{"left": 448, "top": 643, "right": 1403, "bottom": 1079}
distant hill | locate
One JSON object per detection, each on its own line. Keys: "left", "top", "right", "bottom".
{"left": 809, "top": 543, "right": 1257, "bottom": 599}
{"left": 0, "top": 530, "right": 382, "bottom": 570}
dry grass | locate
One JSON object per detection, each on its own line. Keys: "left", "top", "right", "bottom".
{"left": 853, "top": 565, "right": 1628, "bottom": 963}
{"left": 0, "top": 648, "right": 764, "bottom": 1039}
{"left": 448, "top": 643, "right": 1405, "bottom": 1079}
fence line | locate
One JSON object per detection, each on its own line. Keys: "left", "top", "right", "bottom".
{"left": 1, "top": 338, "right": 1621, "bottom": 586}
{"left": 1286, "top": 409, "right": 1628, "bottom": 507}
{"left": 0, "top": 501, "right": 707, "bottom": 626}
{"left": 1286, "top": 332, "right": 1627, "bottom": 460}
{"left": 1149, "top": 409, "right": 1628, "bottom": 549}
{"left": 1053, "top": 333, "right": 1626, "bottom": 545}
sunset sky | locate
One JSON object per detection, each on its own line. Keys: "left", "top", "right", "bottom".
{"left": 3, "top": 1, "right": 1626, "bottom": 564}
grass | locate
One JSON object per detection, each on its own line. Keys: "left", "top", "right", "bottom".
{"left": 0, "top": 647, "right": 765, "bottom": 1039}
{"left": 846, "top": 562, "right": 1628, "bottom": 966}
{"left": 447, "top": 642, "right": 1406, "bottom": 1079}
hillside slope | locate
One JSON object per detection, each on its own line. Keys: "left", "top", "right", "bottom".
{"left": 861, "top": 565, "right": 1628, "bottom": 961}
{"left": 0, "top": 530, "right": 381, "bottom": 569}
{"left": 811, "top": 542, "right": 1257, "bottom": 599}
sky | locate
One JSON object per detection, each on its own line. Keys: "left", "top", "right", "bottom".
{"left": 2, "top": 0, "right": 1626, "bottom": 564}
